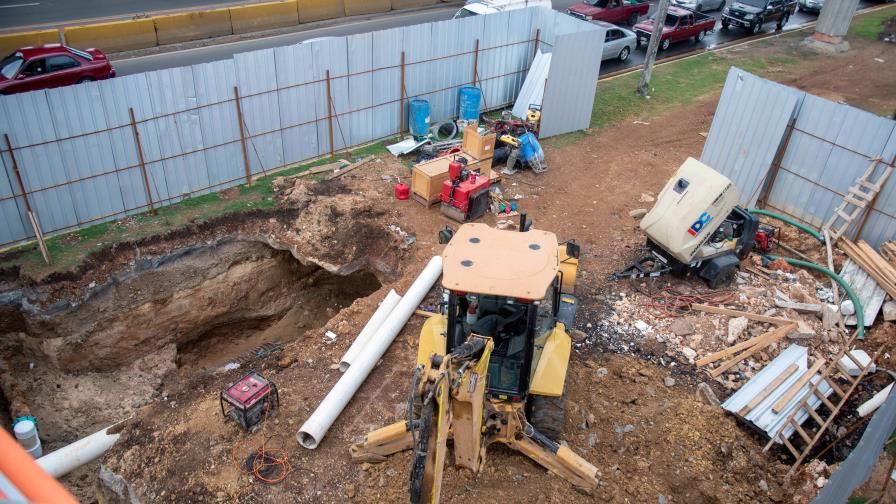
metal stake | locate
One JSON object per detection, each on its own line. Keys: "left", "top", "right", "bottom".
{"left": 326, "top": 70, "right": 335, "bottom": 159}
{"left": 4, "top": 134, "right": 49, "bottom": 264}
{"left": 399, "top": 52, "right": 406, "bottom": 136}
{"left": 128, "top": 109, "right": 156, "bottom": 216}
{"left": 233, "top": 86, "right": 253, "bottom": 185}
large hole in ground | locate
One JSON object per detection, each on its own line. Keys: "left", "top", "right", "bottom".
{"left": 0, "top": 239, "right": 381, "bottom": 500}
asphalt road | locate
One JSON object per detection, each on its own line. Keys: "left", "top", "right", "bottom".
{"left": 0, "top": 0, "right": 267, "bottom": 29}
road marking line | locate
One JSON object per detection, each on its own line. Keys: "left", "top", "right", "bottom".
{"left": 0, "top": 2, "right": 40, "bottom": 8}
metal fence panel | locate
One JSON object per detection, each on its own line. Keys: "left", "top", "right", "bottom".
{"left": 857, "top": 129, "right": 896, "bottom": 248}
{"left": 0, "top": 8, "right": 598, "bottom": 247}
{"left": 703, "top": 68, "right": 896, "bottom": 247}
{"left": 191, "top": 60, "right": 245, "bottom": 191}
{"left": 274, "top": 42, "right": 320, "bottom": 165}
{"left": 371, "top": 27, "right": 403, "bottom": 140}
{"left": 235, "top": 48, "right": 284, "bottom": 174}
{"left": 0, "top": 150, "right": 28, "bottom": 245}
{"left": 539, "top": 23, "right": 604, "bottom": 137}
{"left": 95, "top": 73, "right": 153, "bottom": 216}
{"left": 700, "top": 67, "right": 804, "bottom": 207}
{"left": 346, "top": 33, "right": 374, "bottom": 148}
{"left": 144, "top": 67, "right": 211, "bottom": 203}
{"left": 770, "top": 94, "right": 896, "bottom": 230}
{"left": 46, "top": 82, "right": 127, "bottom": 226}
{"left": 0, "top": 91, "right": 79, "bottom": 234}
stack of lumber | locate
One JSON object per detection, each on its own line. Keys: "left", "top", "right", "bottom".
{"left": 691, "top": 304, "right": 797, "bottom": 378}
{"left": 838, "top": 239, "right": 896, "bottom": 299}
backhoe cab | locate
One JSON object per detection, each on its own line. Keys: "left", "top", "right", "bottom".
{"left": 350, "top": 223, "right": 598, "bottom": 504}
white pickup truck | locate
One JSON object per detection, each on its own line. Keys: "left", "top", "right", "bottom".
{"left": 453, "top": 0, "right": 553, "bottom": 18}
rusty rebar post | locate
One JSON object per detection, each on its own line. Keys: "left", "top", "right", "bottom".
{"left": 127, "top": 108, "right": 155, "bottom": 216}
{"left": 399, "top": 52, "right": 406, "bottom": 136}
{"left": 533, "top": 29, "right": 541, "bottom": 58}
{"left": 325, "top": 70, "right": 335, "bottom": 159}
{"left": 472, "top": 39, "right": 480, "bottom": 86}
{"left": 233, "top": 87, "right": 253, "bottom": 185}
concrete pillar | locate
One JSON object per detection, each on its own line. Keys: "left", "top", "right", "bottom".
{"left": 812, "top": 0, "right": 860, "bottom": 46}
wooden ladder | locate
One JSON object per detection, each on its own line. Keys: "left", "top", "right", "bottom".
{"left": 823, "top": 157, "right": 891, "bottom": 242}
{"left": 763, "top": 336, "right": 881, "bottom": 474}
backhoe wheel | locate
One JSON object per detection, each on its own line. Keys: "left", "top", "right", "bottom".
{"left": 706, "top": 264, "right": 737, "bottom": 290}
{"left": 528, "top": 379, "right": 568, "bottom": 441}
{"left": 409, "top": 401, "right": 435, "bottom": 504}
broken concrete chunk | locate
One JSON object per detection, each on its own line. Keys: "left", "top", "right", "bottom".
{"left": 681, "top": 347, "right": 697, "bottom": 363}
{"left": 629, "top": 208, "right": 648, "bottom": 219}
{"left": 634, "top": 320, "right": 651, "bottom": 332}
{"left": 840, "top": 300, "right": 855, "bottom": 316}
{"left": 883, "top": 300, "right": 896, "bottom": 322}
{"left": 786, "top": 320, "right": 816, "bottom": 339}
{"left": 789, "top": 283, "right": 814, "bottom": 303}
{"left": 775, "top": 299, "right": 822, "bottom": 315}
{"left": 696, "top": 382, "right": 721, "bottom": 407}
{"left": 838, "top": 349, "right": 875, "bottom": 376}
{"left": 822, "top": 304, "right": 840, "bottom": 330}
{"left": 727, "top": 317, "right": 749, "bottom": 344}
{"left": 669, "top": 318, "right": 695, "bottom": 337}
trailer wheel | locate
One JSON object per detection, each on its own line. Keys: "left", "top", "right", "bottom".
{"left": 706, "top": 264, "right": 737, "bottom": 290}
{"left": 528, "top": 378, "right": 568, "bottom": 441}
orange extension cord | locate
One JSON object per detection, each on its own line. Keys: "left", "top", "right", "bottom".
{"left": 230, "top": 407, "right": 292, "bottom": 485}
{"left": 643, "top": 286, "right": 738, "bottom": 317}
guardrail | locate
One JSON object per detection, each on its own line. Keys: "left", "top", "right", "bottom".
{"left": 0, "top": 0, "right": 456, "bottom": 56}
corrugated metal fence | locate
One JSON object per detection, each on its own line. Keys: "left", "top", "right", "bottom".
{"left": 701, "top": 67, "right": 896, "bottom": 248}
{"left": 0, "top": 8, "right": 603, "bottom": 248}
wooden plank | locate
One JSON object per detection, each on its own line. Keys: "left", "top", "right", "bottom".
{"left": 791, "top": 418, "right": 813, "bottom": 444}
{"left": 709, "top": 323, "right": 795, "bottom": 378}
{"left": 414, "top": 309, "right": 437, "bottom": 318}
{"left": 840, "top": 239, "right": 896, "bottom": 299}
{"left": 697, "top": 322, "right": 794, "bottom": 366}
{"left": 690, "top": 304, "right": 792, "bottom": 326}
{"left": 328, "top": 155, "right": 376, "bottom": 180}
{"left": 300, "top": 160, "right": 348, "bottom": 176}
{"left": 737, "top": 363, "right": 800, "bottom": 416}
{"left": 772, "top": 359, "right": 826, "bottom": 414}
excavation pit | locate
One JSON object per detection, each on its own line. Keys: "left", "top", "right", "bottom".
{"left": 0, "top": 238, "right": 382, "bottom": 500}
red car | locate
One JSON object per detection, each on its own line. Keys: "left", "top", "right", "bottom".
{"left": 0, "top": 45, "right": 115, "bottom": 95}
{"left": 567, "top": 0, "right": 650, "bottom": 26}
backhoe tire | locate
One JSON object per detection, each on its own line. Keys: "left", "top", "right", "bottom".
{"left": 409, "top": 401, "right": 435, "bottom": 504}
{"left": 528, "top": 380, "right": 568, "bottom": 442}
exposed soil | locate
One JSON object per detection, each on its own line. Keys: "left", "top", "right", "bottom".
{"left": 1, "top": 31, "right": 894, "bottom": 504}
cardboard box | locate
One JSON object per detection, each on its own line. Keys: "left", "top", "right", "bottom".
{"left": 412, "top": 154, "right": 491, "bottom": 206}
{"left": 462, "top": 125, "right": 496, "bottom": 160}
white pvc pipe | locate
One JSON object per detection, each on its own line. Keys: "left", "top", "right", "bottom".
{"left": 298, "top": 256, "right": 442, "bottom": 449}
{"left": 858, "top": 382, "right": 893, "bottom": 417}
{"left": 36, "top": 425, "right": 121, "bottom": 478}
{"left": 339, "top": 289, "right": 402, "bottom": 372}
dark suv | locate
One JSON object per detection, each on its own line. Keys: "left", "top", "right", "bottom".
{"left": 721, "top": 0, "right": 796, "bottom": 34}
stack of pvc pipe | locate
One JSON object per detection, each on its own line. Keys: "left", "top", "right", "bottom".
{"left": 297, "top": 256, "right": 442, "bottom": 449}
{"left": 339, "top": 289, "right": 402, "bottom": 372}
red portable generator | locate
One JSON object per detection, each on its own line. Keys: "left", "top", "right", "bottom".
{"left": 440, "top": 159, "right": 490, "bottom": 222}
{"left": 220, "top": 371, "right": 279, "bottom": 432}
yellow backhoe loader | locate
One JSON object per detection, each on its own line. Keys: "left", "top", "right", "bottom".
{"left": 350, "top": 223, "right": 598, "bottom": 503}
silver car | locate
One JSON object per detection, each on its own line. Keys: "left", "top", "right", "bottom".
{"left": 673, "top": 0, "right": 726, "bottom": 11}
{"left": 599, "top": 23, "right": 637, "bottom": 61}
{"left": 797, "top": 0, "right": 823, "bottom": 13}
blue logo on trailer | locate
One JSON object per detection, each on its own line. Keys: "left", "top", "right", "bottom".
{"left": 687, "top": 212, "right": 712, "bottom": 237}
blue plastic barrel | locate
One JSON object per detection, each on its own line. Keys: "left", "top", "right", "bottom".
{"left": 409, "top": 99, "right": 430, "bottom": 139}
{"left": 458, "top": 86, "right": 481, "bottom": 121}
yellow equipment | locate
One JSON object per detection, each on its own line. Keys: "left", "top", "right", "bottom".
{"left": 350, "top": 223, "right": 597, "bottom": 503}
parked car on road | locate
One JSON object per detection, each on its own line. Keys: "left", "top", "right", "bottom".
{"left": 634, "top": 6, "right": 716, "bottom": 50}
{"left": 0, "top": 45, "right": 115, "bottom": 95}
{"left": 567, "top": 0, "right": 650, "bottom": 26}
{"left": 453, "top": 0, "right": 552, "bottom": 18}
{"left": 597, "top": 22, "right": 637, "bottom": 61}
{"left": 673, "top": 0, "right": 727, "bottom": 12}
{"left": 721, "top": 0, "right": 796, "bottom": 33}
{"left": 797, "top": 0, "right": 824, "bottom": 13}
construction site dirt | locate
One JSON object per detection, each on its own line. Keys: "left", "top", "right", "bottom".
{"left": 1, "top": 33, "right": 895, "bottom": 504}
